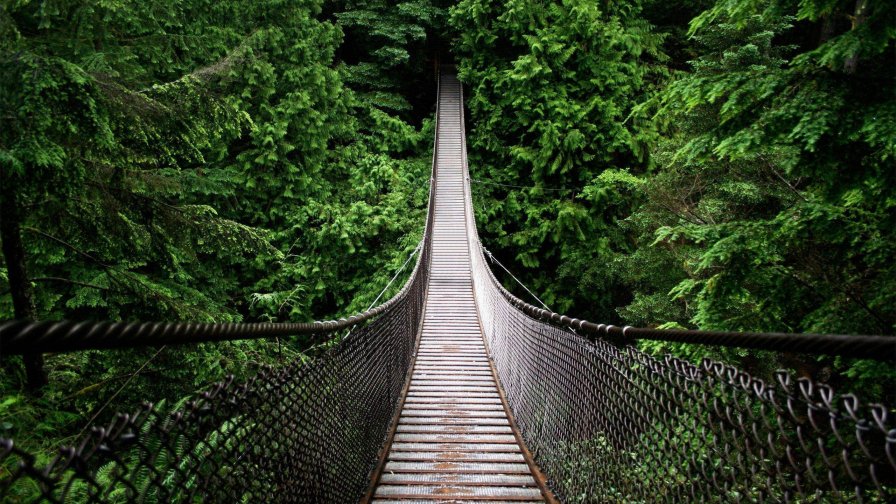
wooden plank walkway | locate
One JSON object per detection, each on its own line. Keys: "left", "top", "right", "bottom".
{"left": 369, "top": 73, "right": 548, "bottom": 503}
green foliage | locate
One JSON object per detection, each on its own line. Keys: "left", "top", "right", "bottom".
{"left": 331, "top": 0, "right": 449, "bottom": 116}
{"left": 451, "top": 0, "right": 664, "bottom": 317}
{"left": 619, "top": 4, "right": 895, "bottom": 388}
{"left": 454, "top": 0, "right": 895, "bottom": 395}
{"left": 1, "top": 0, "right": 439, "bottom": 472}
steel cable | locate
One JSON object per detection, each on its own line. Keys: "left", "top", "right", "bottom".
{"left": 456, "top": 81, "right": 896, "bottom": 502}
{"left": 0, "top": 75, "right": 443, "bottom": 504}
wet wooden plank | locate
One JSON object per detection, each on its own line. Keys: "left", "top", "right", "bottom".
{"left": 406, "top": 393, "right": 501, "bottom": 400}
{"left": 378, "top": 473, "right": 536, "bottom": 486}
{"left": 390, "top": 442, "right": 521, "bottom": 452}
{"left": 375, "top": 486, "right": 542, "bottom": 500}
{"left": 383, "top": 461, "right": 533, "bottom": 474}
{"left": 399, "top": 410, "right": 509, "bottom": 419}
{"left": 387, "top": 452, "right": 526, "bottom": 463}
{"left": 408, "top": 385, "right": 496, "bottom": 392}
{"left": 373, "top": 501, "right": 539, "bottom": 504}
{"left": 400, "top": 403, "right": 505, "bottom": 412}
{"left": 398, "top": 416, "right": 510, "bottom": 426}
{"left": 395, "top": 424, "right": 514, "bottom": 434}
{"left": 404, "top": 397, "right": 502, "bottom": 404}
{"left": 392, "top": 433, "right": 518, "bottom": 444}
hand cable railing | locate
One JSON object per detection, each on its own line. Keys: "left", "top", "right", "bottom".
{"left": 0, "top": 218, "right": 430, "bottom": 504}
{"left": 456, "top": 82, "right": 895, "bottom": 502}
{"left": 0, "top": 76, "right": 441, "bottom": 504}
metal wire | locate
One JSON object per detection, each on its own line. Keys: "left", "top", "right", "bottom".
{"left": 365, "top": 241, "right": 422, "bottom": 311}
{"left": 0, "top": 295, "right": 425, "bottom": 503}
{"left": 455, "top": 84, "right": 896, "bottom": 504}
{"left": 0, "top": 75, "right": 443, "bottom": 504}
{"left": 482, "top": 244, "right": 552, "bottom": 311}
{"left": 1, "top": 219, "right": 433, "bottom": 504}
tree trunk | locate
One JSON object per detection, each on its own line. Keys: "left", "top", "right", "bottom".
{"left": 817, "top": 13, "right": 836, "bottom": 46}
{"left": 0, "top": 180, "right": 48, "bottom": 391}
{"left": 843, "top": 0, "right": 869, "bottom": 74}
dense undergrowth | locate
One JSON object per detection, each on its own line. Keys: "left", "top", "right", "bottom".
{"left": 0, "top": 0, "right": 893, "bottom": 477}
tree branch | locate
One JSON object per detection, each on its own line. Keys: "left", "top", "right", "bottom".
{"left": 32, "top": 276, "right": 110, "bottom": 291}
{"left": 23, "top": 227, "right": 111, "bottom": 268}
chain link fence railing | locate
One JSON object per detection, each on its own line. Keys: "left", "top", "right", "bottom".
{"left": 1, "top": 218, "right": 432, "bottom": 504}
{"left": 0, "top": 97, "right": 439, "bottom": 503}
{"left": 2, "top": 278, "right": 426, "bottom": 502}
{"left": 472, "top": 277, "right": 895, "bottom": 502}
{"left": 457, "top": 97, "right": 895, "bottom": 504}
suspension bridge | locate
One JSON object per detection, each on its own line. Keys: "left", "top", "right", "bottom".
{"left": 1, "top": 68, "right": 894, "bottom": 503}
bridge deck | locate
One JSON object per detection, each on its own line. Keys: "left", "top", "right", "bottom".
{"left": 370, "top": 73, "right": 546, "bottom": 503}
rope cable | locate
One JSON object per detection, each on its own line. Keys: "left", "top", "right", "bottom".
{"left": 366, "top": 240, "right": 422, "bottom": 311}
{"left": 481, "top": 243, "right": 552, "bottom": 311}
{"left": 75, "top": 345, "right": 167, "bottom": 440}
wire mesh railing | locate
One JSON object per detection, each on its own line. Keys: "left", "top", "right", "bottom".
{"left": 0, "top": 75, "right": 442, "bottom": 504}
{"left": 470, "top": 276, "right": 896, "bottom": 502}
{"left": 1, "top": 265, "right": 433, "bottom": 504}
{"left": 456, "top": 88, "right": 896, "bottom": 503}
{"left": 2, "top": 295, "right": 427, "bottom": 503}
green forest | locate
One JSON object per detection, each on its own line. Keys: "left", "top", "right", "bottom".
{"left": 1, "top": 0, "right": 894, "bottom": 483}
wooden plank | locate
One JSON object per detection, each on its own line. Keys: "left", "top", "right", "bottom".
{"left": 398, "top": 416, "right": 510, "bottom": 426}
{"left": 400, "top": 410, "right": 508, "bottom": 419}
{"left": 393, "top": 433, "right": 518, "bottom": 444}
{"left": 399, "top": 403, "right": 505, "bottom": 412}
{"left": 368, "top": 72, "right": 547, "bottom": 504}
{"left": 374, "top": 497, "right": 540, "bottom": 503}
{"left": 382, "top": 461, "right": 532, "bottom": 474}
{"left": 387, "top": 452, "right": 526, "bottom": 463}
{"left": 378, "top": 473, "right": 536, "bottom": 486}
{"left": 390, "top": 442, "right": 521, "bottom": 453}
{"left": 375, "top": 485, "right": 542, "bottom": 499}
{"left": 395, "top": 424, "right": 513, "bottom": 434}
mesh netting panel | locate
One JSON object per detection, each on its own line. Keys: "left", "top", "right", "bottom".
{"left": 0, "top": 70, "right": 444, "bottom": 504}
{"left": 470, "top": 244, "right": 895, "bottom": 502}
{"left": 1, "top": 267, "right": 425, "bottom": 504}
{"left": 1, "top": 268, "right": 425, "bottom": 503}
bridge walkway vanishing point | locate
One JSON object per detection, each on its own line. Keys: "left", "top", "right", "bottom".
{"left": 368, "top": 72, "right": 551, "bottom": 503}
